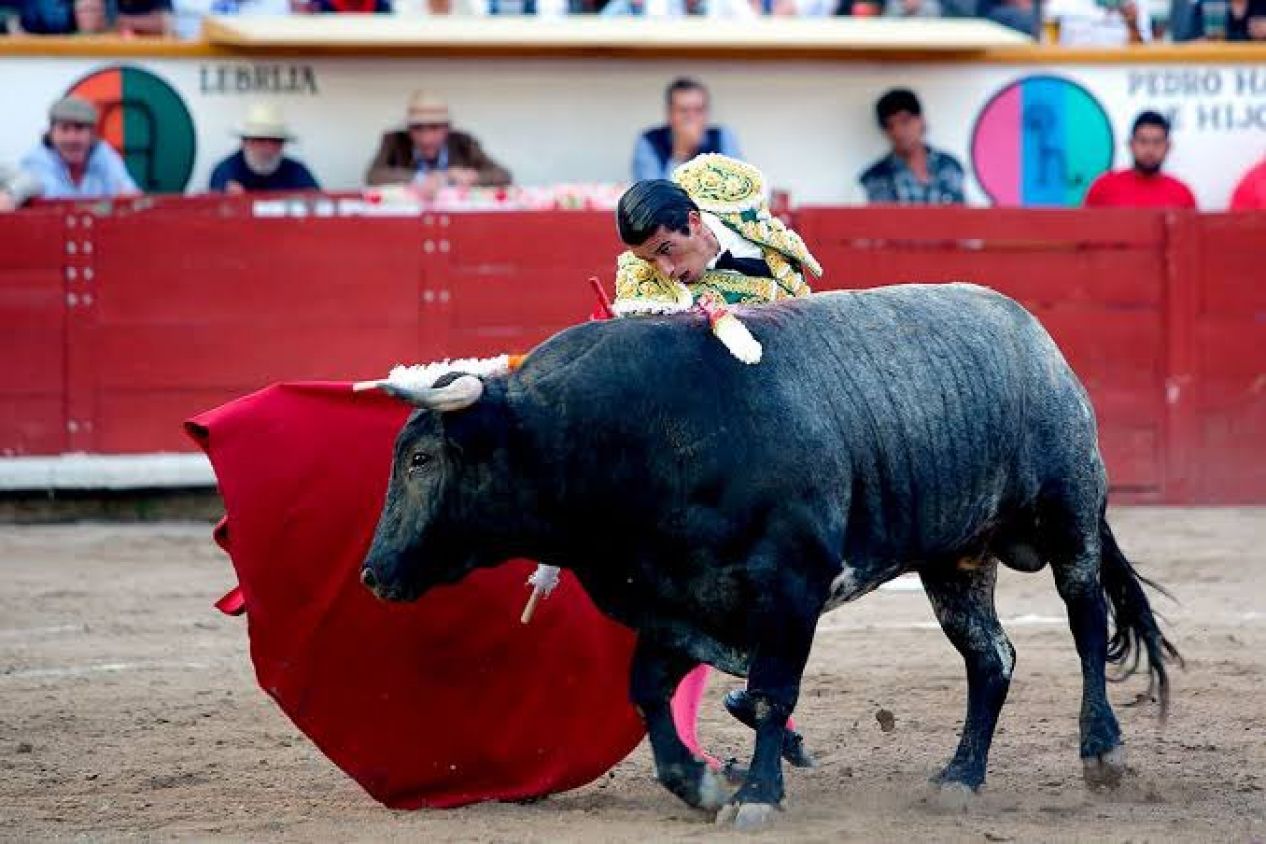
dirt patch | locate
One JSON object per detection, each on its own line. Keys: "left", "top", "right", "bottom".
{"left": 1, "top": 509, "right": 1264, "bottom": 841}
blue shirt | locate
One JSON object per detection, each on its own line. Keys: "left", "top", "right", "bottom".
{"left": 631, "top": 125, "right": 743, "bottom": 182}
{"left": 600, "top": 0, "right": 687, "bottom": 14}
{"left": 20, "top": 140, "right": 139, "bottom": 200}
{"left": 414, "top": 145, "right": 449, "bottom": 178}
{"left": 208, "top": 150, "right": 320, "bottom": 192}
{"left": 859, "top": 145, "right": 966, "bottom": 205}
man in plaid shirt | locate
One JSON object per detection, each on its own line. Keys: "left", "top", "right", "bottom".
{"left": 858, "top": 88, "right": 966, "bottom": 205}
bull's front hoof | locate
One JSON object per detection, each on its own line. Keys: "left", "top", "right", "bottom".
{"left": 697, "top": 768, "right": 731, "bottom": 812}
{"left": 716, "top": 802, "right": 782, "bottom": 831}
{"left": 660, "top": 762, "right": 732, "bottom": 811}
{"left": 930, "top": 780, "right": 977, "bottom": 812}
{"left": 932, "top": 762, "right": 984, "bottom": 792}
{"left": 1082, "top": 745, "right": 1128, "bottom": 791}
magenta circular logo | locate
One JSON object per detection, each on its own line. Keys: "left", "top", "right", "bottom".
{"left": 971, "top": 75, "right": 1114, "bottom": 207}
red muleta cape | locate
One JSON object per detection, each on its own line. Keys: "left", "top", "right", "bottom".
{"left": 186, "top": 382, "right": 653, "bottom": 809}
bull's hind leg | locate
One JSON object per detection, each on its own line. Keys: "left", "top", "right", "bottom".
{"left": 1044, "top": 502, "right": 1126, "bottom": 788}
{"left": 629, "top": 637, "right": 729, "bottom": 811}
{"left": 920, "top": 558, "right": 1015, "bottom": 791}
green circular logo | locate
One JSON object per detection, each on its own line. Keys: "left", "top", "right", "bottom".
{"left": 67, "top": 65, "right": 197, "bottom": 193}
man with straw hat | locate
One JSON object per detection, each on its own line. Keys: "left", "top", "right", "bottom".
{"left": 209, "top": 101, "right": 320, "bottom": 194}
{"left": 366, "top": 91, "right": 512, "bottom": 198}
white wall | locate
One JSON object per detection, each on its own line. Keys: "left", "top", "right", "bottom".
{"left": 2, "top": 56, "right": 1262, "bottom": 208}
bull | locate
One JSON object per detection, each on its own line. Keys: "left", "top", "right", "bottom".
{"left": 360, "top": 283, "right": 1179, "bottom": 828}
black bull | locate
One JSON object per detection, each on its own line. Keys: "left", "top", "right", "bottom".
{"left": 361, "top": 283, "right": 1180, "bottom": 827}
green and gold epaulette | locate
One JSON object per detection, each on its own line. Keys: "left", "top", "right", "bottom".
{"left": 672, "top": 153, "right": 823, "bottom": 279}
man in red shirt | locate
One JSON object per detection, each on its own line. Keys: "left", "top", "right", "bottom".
{"left": 1084, "top": 111, "right": 1197, "bottom": 209}
{"left": 1229, "top": 154, "right": 1266, "bottom": 210}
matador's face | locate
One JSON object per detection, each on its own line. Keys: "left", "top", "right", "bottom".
{"left": 629, "top": 210, "right": 719, "bottom": 286}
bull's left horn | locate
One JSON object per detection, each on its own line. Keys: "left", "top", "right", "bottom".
{"left": 354, "top": 374, "right": 484, "bottom": 412}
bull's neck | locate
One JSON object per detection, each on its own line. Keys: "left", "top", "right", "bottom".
{"left": 452, "top": 405, "right": 555, "bottom": 566}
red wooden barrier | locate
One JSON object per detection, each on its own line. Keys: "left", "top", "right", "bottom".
{"left": 1186, "top": 213, "right": 1266, "bottom": 503}
{"left": 417, "top": 211, "right": 622, "bottom": 361}
{"left": 796, "top": 207, "right": 1170, "bottom": 500}
{"left": 1, "top": 198, "right": 1263, "bottom": 503}
{"left": 93, "top": 211, "right": 423, "bottom": 453}
{"left": 0, "top": 207, "right": 68, "bottom": 456}
{"left": 6, "top": 196, "right": 425, "bottom": 454}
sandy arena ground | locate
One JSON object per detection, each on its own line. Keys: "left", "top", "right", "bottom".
{"left": 1, "top": 508, "right": 1264, "bottom": 842}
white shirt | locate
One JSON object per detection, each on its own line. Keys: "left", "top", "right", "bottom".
{"left": 600, "top": 0, "right": 754, "bottom": 17}
{"left": 794, "top": 0, "right": 841, "bottom": 13}
{"left": 702, "top": 211, "right": 763, "bottom": 269}
{"left": 172, "top": 0, "right": 291, "bottom": 40}
{"left": 1046, "top": 0, "right": 1151, "bottom": 45}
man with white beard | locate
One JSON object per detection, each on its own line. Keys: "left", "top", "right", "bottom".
{"left": 209, "top": 102, "right": 320, "bottom": 194}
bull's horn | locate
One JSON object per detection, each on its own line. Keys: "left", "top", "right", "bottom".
{"left": 355, "top": 374, "right": 484, "bottom": 411}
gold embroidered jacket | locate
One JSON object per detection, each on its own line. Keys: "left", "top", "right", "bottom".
{"left": 613, "top": 154, "right": 822, "bottom": 315}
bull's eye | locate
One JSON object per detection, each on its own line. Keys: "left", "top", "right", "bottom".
{"left": 409, "top": 452, "right": 432, "bottom": 471}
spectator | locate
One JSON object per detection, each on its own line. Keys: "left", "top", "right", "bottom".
{"left": 877, "top": 0, "right": 976, "bottom": 15}
{"left": 116, "top": 0, "right": 172, "bottom": 33}
{"left": 19, "top": 0, "right": 110, "bottom": 33}
{"left": 404, "top": 0, "right": 571, "bottom": 11}
{"left": 983, "top": 0, "right": 1037, "bottom": 34}
{"left": 19, "top": 96, "right": 139, "bottom": 200}
{"left": 1044, "top": 0, "right": 1151, "bottom": 44}
{"left": 462, "top": 0, "right": 571, "bottom": 14}
{"left": 0, "top": 163, "right": 43, "bottom": 213}
{"left": 632, "top": 77, "right": 742, "bottom": 182}
{"left": 1083, "top": 111, "right": 1190, "bottom": 210}
{"left": 1183, "top": 0, "right": 1266, "bottom": 40}
{"left": 1, "top": 0, "right": 20, "bottom": 31}
{"left": 208, "top": 102, "right": 320, "bottom": 193}
{"left": 858, "top": 88, "right": 965, "bottom": 205}
{"left": 1169, "top": 0, "right": 1198, "bottom": 37}
{"left": 1229, "top": 152, "right": 1266, "bottom": 210}
{"left": 170, "top": 0, "right": 288, "bottom": 41}
{"left": 782, "top": 0, "right": 842, "bottom": 12}
{"left": 365, "top": 91, "right": 512, "bottom": 196}
{"left": 599, "top": 0, "right": 679, "bottom": 15}
{"left": 600, "top": 0, "right": 754, "bottom": 16}
{"left": 301, "top": 0, "right": 389, "bottom": 11}
{"left": 883, "top": 0, "right": 942, "bottom": 18}
{"left": 1083, "top": 111, "right": 1196, "bottom": 209}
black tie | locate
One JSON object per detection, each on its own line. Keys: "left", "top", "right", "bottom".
{"left": 714, "top": 250, "right": 773, "bottom": 279}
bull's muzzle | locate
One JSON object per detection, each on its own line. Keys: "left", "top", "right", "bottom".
{"left": 361, "top": 563, "right": 414, "bottom": 602}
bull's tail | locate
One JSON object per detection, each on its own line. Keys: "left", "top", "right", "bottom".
{"left": 1099, "top": 517, "right": 1184, "bottom": 718}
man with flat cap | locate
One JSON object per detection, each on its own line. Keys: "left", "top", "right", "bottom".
{"left": 366, "top": 91, "right": 512, "bottom": 198}
{"left": 16, "top": 96, "right": 139, "bottom": 204}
